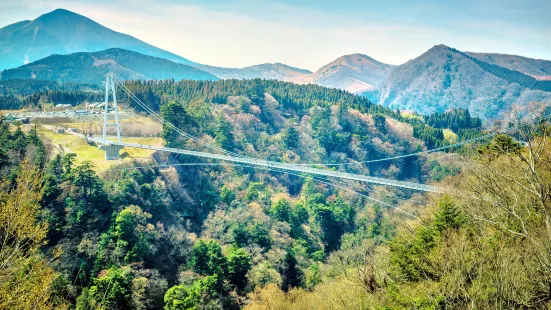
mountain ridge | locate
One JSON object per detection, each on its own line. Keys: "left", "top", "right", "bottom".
{"left": 0, "top": 48, "right": 218, "bottom": 84}
{"left": 465, "top": 51, "right": 551, "bottom": 79}
{"left": 377, "top": 44, "right": 551, "bottom": 119}
{"left": 306, "top": 53, "right": 396, "bottom": 93}
{"left": 197, "top": 62, "right": 312, "bottom": 82}
{"left": 2, "top": 9, "right": 551, "bottom": 120}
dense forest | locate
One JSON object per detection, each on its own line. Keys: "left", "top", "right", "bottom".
{"left": 3, "top": 77, "right": 547, "bottom": 309}
{"left": 0, "top": 48, "right": 219, "bottom": 85}
{"left": 0, "top": 79, "right": 98, "bottom": 96}
{"left": 0, "top": 79, "right": 101, "bottom": 109}
{"left": 243, "top": 121, "right": 551, "bottom": 309}
{"left": 2, "top": 108, "right": 550, "bottom": 309}
{"left": 120, "top": 79, "right": 484, "bottom": 149}
{"left": 424, "top": 108, "right": 482, "bottom": 132}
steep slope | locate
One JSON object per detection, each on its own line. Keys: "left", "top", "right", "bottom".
{"left": 0, "top": 48, "right": 218, "bottom": 84}
{"left": 197, "top": 63, "right": 311, "bottom": 82}
{"left": 0, "top": 9, "right": 194, "bottom": 71}
{"left": 378, "top": 45, "right": 551, "bottom": 119}
{"left": 307, "top": 54, "right": 395, "bottom": 94}
{"left": 465, "top": 52, "right": 551, "bottom": 80}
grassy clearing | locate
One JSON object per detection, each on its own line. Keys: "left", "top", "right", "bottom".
{"left": 443, "top": 128, "right": 458, "bottom": 143}
{"left": 400, "top": 111, "right": 424, "bottom": 121}
{"left": 61, "top": 115, "right": 162, "bottom": 137}
{"left": 39, "top": 130, "right": 163, "bottom": 171}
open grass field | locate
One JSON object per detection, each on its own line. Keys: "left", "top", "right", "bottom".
{"left": 61, "top": 115, "right": 162, "bottom": 137}
{"left": 39, "top": 130, "right": 164, "bottom": 171}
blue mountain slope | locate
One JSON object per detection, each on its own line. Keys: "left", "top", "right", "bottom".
{"left": 0, "top": 9, "right": 195, "bottom": 71}
{"left": 1, "top": 48, "right": 218, "bottom": 84}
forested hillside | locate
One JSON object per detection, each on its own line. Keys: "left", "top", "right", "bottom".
{"left": 2, "top": 100, "right": 549, "bottom": 309}
{"left": 1, "top": 48, "right": 218, "bottom": 85}
{"left": 121, "top": 78, "right": 484, "bottom": 151}
{"left": 0, "top": 79, "right": 102, "bottom": 109}
{"left": 0, "top": 79, "right": 97, "bottom": 96}
{"left": 378, "top": 45, "right": 551, "bottom": 119}
{"left": 0, "top": 76, "right": 492, "bottom": 309}
{"left": 244, "top": 122, "right": 551, "bottom": 309}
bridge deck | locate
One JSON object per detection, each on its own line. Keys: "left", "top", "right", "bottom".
{"left": 88, "top": 137, "right": 442, "bottom": 193}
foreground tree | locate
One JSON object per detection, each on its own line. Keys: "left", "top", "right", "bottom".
{"left": 243, "top": 116, "right": 551, "bottom": 309}
{"left": 452, "top": 119, "right": 551, "bottom": 307}
{"left": 0, "top": 164, "right": 67, "bottom": 309}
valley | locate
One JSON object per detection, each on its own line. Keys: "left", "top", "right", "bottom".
{"left": 0, "top": 4, "right": 550, "bottom": 310}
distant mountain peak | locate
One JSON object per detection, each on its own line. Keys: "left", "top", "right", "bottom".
{"left": 432, "top": 44, "right": 452, "bottom": 50}
{"left": 378, "top": 44, "right": 551, "bottom": 120}
{"left": 424, "top": 44, "right": 457, "bottom": 55}
{"left": 308, "top": 53, "right": 395, "bottom": 93}
{"left": 0, "top": 8, "right": 195, "bottom": 71}
{"left": 1, "top": 48, "right": 218, "bottom": 84}
{"left": 246, "top": 63, "right": 312, "bottom": 74}
{"left": 46, "top": 8, "right": 77, "bottom": 15}
{"left": 326, "top": 53, "right": 392, "bottom": 67}
{"left": 34, "top": 8, "right": 90, "bottom": 22}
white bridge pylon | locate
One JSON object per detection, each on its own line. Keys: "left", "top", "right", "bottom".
{"left": 90, "top": 75, "right": 442, "bottom": 193}
{"left": 98, "top": 74, "right": 124, "bottom": 160}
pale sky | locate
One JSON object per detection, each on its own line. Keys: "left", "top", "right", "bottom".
{"left": 1, "top": 0, "right": 550, "bottom": 70}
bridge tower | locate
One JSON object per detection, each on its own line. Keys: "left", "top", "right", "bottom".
{"left": 99, "top": 73, "right": 124, "bottom": 160}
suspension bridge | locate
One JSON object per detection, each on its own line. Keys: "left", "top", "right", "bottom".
{"left": 85, "top": 73, "right": 465, "bottom": 194}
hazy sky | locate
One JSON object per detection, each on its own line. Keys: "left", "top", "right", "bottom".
{"left": 1, "top": 0, "right": 550, "bottom": 70}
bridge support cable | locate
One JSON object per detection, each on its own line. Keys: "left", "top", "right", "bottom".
{"left": 254, "top": 165, "right": 418, "bottom": 218}
{"left": 105, "top": 161, "right": 412, "bottom": 202}
{"left": 288, "top": 113, "right": 551, "bottom": 167}
{"left": 100, "top": 73, "right": 441, "bottom": 193}
{"left": 110, "top": 73, "right": 549, "bottom": 171}
{"left": 112, "top": 74, "right": 497, "bottom": 169}
{"left": 112, "top": 72, "right": 457, "bottom": 167}
{"left": 291, "top": 133, "right": 496, "bottom": 166}
{"left": 88, "top": 137, "right": 441, "bottom": 193}
{"left": 111, "top": 74, "right": 254, "bottom": 160}
{"left": 104, "top": 161, "right": 418, "bottom": 218}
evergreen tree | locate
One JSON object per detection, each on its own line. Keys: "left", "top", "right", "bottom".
{"left": 226, "top": 246, "right": 252, "bottom": 291}
{"left": 283, "top": 126, "right": 300, "bottom": 149}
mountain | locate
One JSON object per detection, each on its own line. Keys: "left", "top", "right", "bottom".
{"left": 0, "top": 8, "right": 194, "bottom": 71}
{"left": 198, "top": 54, "right": 394, "bottom": 92}
{"left": 377, "top": 45, "right": 551, "bottom": 119}
{"left": 0, "top": 48, "right": 218, "bottom": 84}
{"left": 0, "top": 9, "right": 394, "bottom": 90}
{"left": 306, "top": 53, "right": 395, "bottom": 94}
{"left": 465, "top": 52, "right": 551, "bottom": 80}
{"left": 197, "top": 63, "right": 311, "bottom": 83}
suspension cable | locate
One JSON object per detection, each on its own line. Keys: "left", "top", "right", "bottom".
{"left": 103, "top": 159, "right": 417, "bottom": 218}
{"left": 110, "top": 74, "right": 509, "bottom": 169}
{"left": 111, "top": 74, "right": 253, "bottom": 160}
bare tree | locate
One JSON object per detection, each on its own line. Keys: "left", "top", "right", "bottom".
{"left": 455, "top": 112, "right": 551, "bottom": 304}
